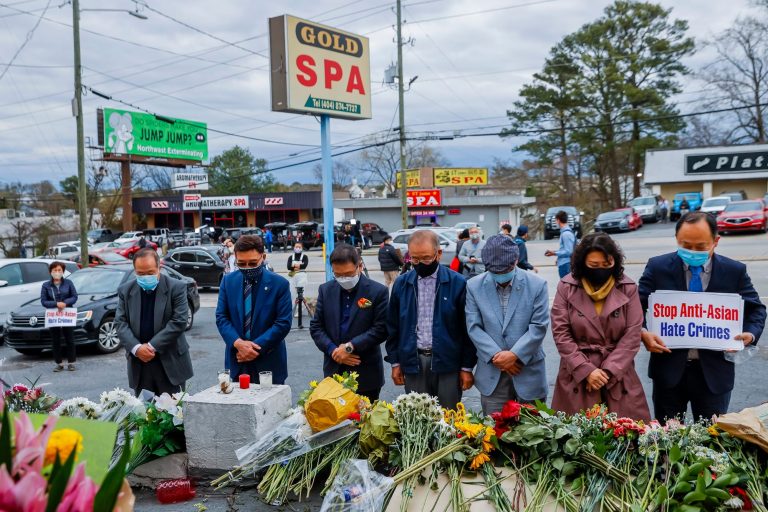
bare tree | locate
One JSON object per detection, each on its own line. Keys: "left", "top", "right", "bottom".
{"left": 312, "top": 160, "right": 355, "bottom": 190}
{"left": 354, "top": 135, "right": 449, "bottom": 193}
{"left": 0, "top": 219, "right": 59, "bottom": 257}
{"left": 702, "top": 16, "right": 768, "bottom": 143}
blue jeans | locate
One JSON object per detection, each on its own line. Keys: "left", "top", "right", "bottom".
{"left": 558, "top": 263, "right": 571, "bottom": 278}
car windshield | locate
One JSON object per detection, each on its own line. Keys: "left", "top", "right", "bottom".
{"left": 439, "top": 230, "right": 457, "bottom": 242}
{"left": 598, "top": 212, "right": 625, "bottom": 220}
{"left": 68, "top": 269, "right": 126, "bottom": 293}
{"left": 703, "top": 198, "right": 730, "bottom": 207}
{"left": 87, "top": 230, "right": 102, "bottom": 237}
{"left": 629, "top": 197, "right": 655, "bottom": 206}
{"left": 724, "top": 202, "right": 762, "bottom": 212}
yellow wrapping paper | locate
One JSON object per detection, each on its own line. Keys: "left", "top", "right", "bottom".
{"left": 304, "top": 377, "right": 361, "bottom": 433}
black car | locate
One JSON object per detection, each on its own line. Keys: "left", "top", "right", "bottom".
{"left": 163, "top": 246, "right": 225, "bottom": 288}
{"left": 542, "top": 206, "right": 584, "bottom": 240}
{"left": 223, "top": 227, "right": 263, "bottom": 242}
{"left": 291, "top": 222, "right": 322, "bottom": 250}
{"left": 263, "top": 222, "right": 291, "bottom": 250}
{"left": 5, "top": 265, "right": 200, "bottom": 356}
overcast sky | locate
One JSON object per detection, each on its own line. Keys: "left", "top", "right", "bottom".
{"left": 0, "top": 0, "right": 760, "bottom": 190}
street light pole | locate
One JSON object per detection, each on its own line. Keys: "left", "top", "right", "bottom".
{"left": 72, "top": 0, "right": 88, "bottom": 264}
{"left": 396, "top": 0, "right": 408, "bottom": 229}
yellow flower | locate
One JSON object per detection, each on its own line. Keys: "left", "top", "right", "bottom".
{"left": 45, "top": 429, "right": 83, "bottom": 466}
{"left": 309, "top": 380, "right": 318, "bottom": 389}
{"left": 708, "top": 425, "right": 720, "bottom": 437}
{"left": 334, "top": 375, "right": 344, "bottom": 383}
{"left": 469, "top": 452, "right": 490, "bottom": 470}
{"left": 456, "top": 421, "right": 483, "bottom": 439}
{"left": 482, "top": 426, "right": 494, "bottom": 453}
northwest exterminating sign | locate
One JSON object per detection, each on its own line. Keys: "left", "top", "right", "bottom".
{"left": 101, "top": 108, "right": 208, "bottom": 161}
{"left": 269, "top": 15, "right": 371, "bottom": 120}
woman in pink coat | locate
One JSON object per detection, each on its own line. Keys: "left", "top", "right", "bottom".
{"left": 550, "top": 233, "right": 650, "bottom": 420}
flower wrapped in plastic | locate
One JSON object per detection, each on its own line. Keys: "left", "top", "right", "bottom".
{"left": 99, "top": 388, "right": 145, "bottom": 425}
{"left": 320, "top": 459, "right": 394, "bottom": 512}
{"left": 53, "top": 397, "right": 101, "bottom": 420}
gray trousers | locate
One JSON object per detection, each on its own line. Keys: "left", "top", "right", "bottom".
{"left": 480, "top": 372, "right": 544, "bottom": 416}
{"left": 404, "top": 354, "right": 462, "bottom": 409}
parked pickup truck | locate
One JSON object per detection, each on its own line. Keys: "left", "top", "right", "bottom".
{"left": 671, "top": 192, "right": 703, "bottom": 221}
{"left": 87, "top": 228, "right": 121, "bottom": 244}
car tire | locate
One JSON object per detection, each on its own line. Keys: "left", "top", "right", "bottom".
{"left": 15, "top": 348, "right": 43, "bottom": 356}
{"left": 186, "top": 302, "right": 194, "bottom": 331}
{"left": 96, "top": 316, "right": 121, "bottom": 354}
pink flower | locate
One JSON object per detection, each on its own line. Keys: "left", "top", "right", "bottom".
{"left": 0, "top": 466, "right": 48, "bottom": 512}
{"left": 56, "top": 464, "right": 97, "bottom": 512}
{"left": 12, "top": 413, "right": 56, "bottom": 477}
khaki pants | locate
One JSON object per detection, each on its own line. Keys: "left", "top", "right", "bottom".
{"left": 383, "top": 270, "right": 399, "bottom": 288}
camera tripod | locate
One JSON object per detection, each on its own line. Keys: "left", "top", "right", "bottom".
{"left": 293, "top": 286, "right": 315, "bottom": 329}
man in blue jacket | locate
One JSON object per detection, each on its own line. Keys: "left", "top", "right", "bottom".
{"left": 545, "top": 210, "right": 576, "bottom": 278}
{"left": 639, "top": 212, "right": 766, "bottom": 420}
{"left": 386, "top": 230, "right": 476, "bottom": 408}
{"left": 216, "top": 235, "right": 292, "bottom": 384}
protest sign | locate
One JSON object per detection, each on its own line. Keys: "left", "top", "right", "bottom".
{"left": 647, "top": 291, "right": 744, "bottom": 351}
{"left": 44, "top": 308, "right": 77, "bottom": 328}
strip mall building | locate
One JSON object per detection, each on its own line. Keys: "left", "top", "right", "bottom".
{"left": 645, "top": 143, "right": 768, "bottom": 200}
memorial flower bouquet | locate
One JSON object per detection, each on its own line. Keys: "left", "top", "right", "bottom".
{"left": 126, "top": 392, "right": 186, "bottom": 474}
{"left": 2, "top": 381, "right": 60, "bottom": 414}
{"left": 0, "top": 396, "right": 133, "bottom": 511}
{"left": 53, "top": 396, "right": 101, "bottom": 420}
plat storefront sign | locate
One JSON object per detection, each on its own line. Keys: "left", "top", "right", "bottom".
{"left": 102, "top": 108, "right": 208, "bottom": 161}
{"left": 183, "top": 195, "right": 249, "bottom": 211}
{"left": 172, "top": 172, "right": 209, "bottom": 190}
{"left": 433, "top": 168, "right": 488, "bottom": 186}
{"left": 407, "top": 189, "right": 442, "bottom": 208}
{"left": 269, "top": 15, "right": 371, "bottom": 120}
{"left": 647, "top": 290, "right": 744, "bottom": 351}
{"left": 396, "top": 169, "right": 421, "bottom": 189}
{"left": 686, "top": 150, "right": 768, "bottom": 175}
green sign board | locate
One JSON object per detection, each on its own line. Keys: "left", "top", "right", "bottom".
{"left": 102, "top": 107, "right": 208, "bottom": 161}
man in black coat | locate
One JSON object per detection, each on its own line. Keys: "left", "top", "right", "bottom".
{"left": 310, "top": 244, "right": 389, "bottom": 401}
{"left": 377, "top": 236, "right": 403, "bottom": 289}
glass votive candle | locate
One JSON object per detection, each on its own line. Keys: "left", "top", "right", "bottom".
{"left": 259, "top": 371, "right": 272, "bottom": 389}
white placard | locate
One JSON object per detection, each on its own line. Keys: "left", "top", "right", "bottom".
{"left": 647, "top": 291, "right": 744, "bottom": 351}
{"left": 45, "top": 308, "right": 77, "bottom": 328}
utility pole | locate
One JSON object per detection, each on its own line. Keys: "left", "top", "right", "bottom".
{"left": 72, "top": 0, "right": 88, "bottom": 264}
{"left": 396, "top": 0, "right": 408, "bottom": 229}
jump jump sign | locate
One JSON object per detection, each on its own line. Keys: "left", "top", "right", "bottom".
{"left": 647, "top": 291, "right": 744, "bottom": 351}
{"left": 45, "top": 308, "right": 77, "bottom": 328}
{"left": 269, "top": 15, "right": 371, "bottom": 120}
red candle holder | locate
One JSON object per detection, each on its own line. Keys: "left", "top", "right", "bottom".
{"left": 156, "top": 478, "right": 195, "bottom": 504}
{"left": 239, "top": 374, "right": 250, "bottom": 389}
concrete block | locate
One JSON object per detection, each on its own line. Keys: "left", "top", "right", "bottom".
{"left": 129, "top": 453, "right": 188, "bottom": 488}
{"left": 184, "top": 384, "right": 292, "bottom": 470}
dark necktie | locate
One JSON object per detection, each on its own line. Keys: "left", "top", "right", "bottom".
{"left": 689, "top": 266, "right": 703, "bottom": 292}
{"left": 243, "top": 279, "right": 253, "bottom": 339}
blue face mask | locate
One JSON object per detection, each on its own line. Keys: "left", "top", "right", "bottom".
{"left": 136, "top": 274, "right": 159, "bottom": 291}
{"left": 491, "top": 268, "right": 516, "bottom": 284}
{"left": 677, "top": 247, "right": 710, "bottom": 267}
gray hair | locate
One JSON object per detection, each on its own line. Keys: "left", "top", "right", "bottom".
{"left": 133, "top": 247, "right": 160, "bottom": 267}
{"left": 408, "top": 229, "right": 440, "bottom": 250}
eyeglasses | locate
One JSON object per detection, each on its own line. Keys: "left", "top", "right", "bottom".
{"left": 236, "top": 259, "right": 262, "bottom": 269}
{"left": 410, "top": 253, "right": 438, "bottom": 265}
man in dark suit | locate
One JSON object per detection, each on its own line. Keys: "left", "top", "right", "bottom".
{"left": 310, "top": 244, "right": 389, "bottom": 401}
{"left": 639, "top": 212, "right": 766, "bottom": 420}
{"left": 216, "top": 235, "right": 292, "bottom": 384}
{"left": 116, "top": 248, "right": 193, "bottom": 396}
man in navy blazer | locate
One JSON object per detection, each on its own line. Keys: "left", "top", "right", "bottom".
{"left": 216, "top": 235, "right": 292, "bottom": 384}
{"left": 639, "top": 212, "right": 765, "bottom": 420}
{"left": 310, "top": 244, "right": 389, "bottom": 401}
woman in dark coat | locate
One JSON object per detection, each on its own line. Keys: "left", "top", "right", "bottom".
{"left": 40, "top": 261, "right": 78, "bottom": 371}
{"left": 550, "top": 233, "right": 650, "bottom": 420}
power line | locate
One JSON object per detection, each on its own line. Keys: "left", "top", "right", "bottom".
{"left": 137, "top": 2, "right": 267, "bottom": 59}
{"left": 0, "top": 0, "right": 51, "bottom": 83}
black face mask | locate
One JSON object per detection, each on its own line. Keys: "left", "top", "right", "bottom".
{"left": 241, "top": 265, "right": 264, "bottom": 283}
{"left": 414, "top": 259, "right": 440, "bottom": 278}
{"left": 583, "top": 267, "right": 614, "bottom": 288}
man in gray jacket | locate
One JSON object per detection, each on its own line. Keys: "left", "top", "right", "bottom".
{"left": 458, "top": 227, "right": 485, "bottom": 278}
{"left": 465, "top": 235, "right": 549, "bottom": 414}
{"left": 116, "top": 248, "right": 193, "bottom": 396}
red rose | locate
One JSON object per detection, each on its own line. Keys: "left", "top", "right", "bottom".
{"left": 501, "top": 401, "right": 522, "bottom": 421}
{"left": 347, "top": 412, "right": 361, "bottom": 422}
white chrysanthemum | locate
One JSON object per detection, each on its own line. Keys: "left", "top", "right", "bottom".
{"left": 53, "top": 397, "right": 101, "bottom": 419}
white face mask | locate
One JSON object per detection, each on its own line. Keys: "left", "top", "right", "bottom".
{"left": 335, "top": 274, "right": 360, "bottom": 291}
{"left": 51, "top": 271, "right": 64, "bottom": 280}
